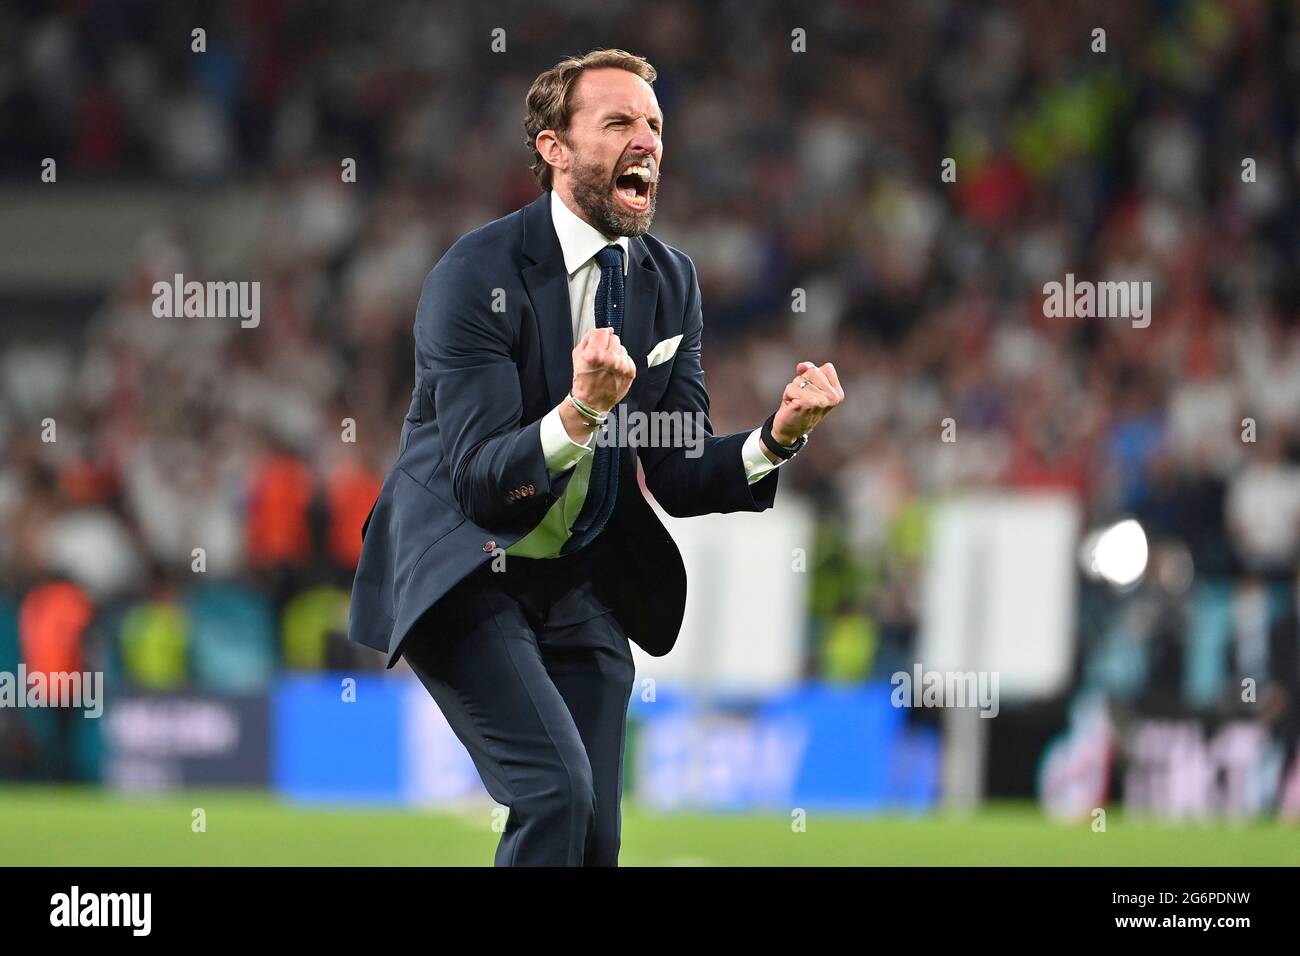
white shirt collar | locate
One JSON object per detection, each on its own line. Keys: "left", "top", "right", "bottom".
{"left": 550, "top": 190, "right": 630, "bottom": 277}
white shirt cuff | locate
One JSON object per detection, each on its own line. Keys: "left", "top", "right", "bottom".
{"left": 742, "top": 427, "right": 784, "bottom": 485}
{"left": 540, "top": 404, "right": 595, "bottom": 476}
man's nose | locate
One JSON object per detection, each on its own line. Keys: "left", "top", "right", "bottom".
{"left": 628, "top": 117, "right": 660, "bottom": 154}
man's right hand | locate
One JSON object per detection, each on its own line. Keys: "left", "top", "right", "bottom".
{"left": 571, "top": 327, "right": 636, "bottom": 413}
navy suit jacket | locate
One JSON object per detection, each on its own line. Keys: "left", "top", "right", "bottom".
{"left": 348, "top": 190, "right": 781, "bottom": 668}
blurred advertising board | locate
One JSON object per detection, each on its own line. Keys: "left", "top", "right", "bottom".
{"left": 270, "top": 677, "right": 940, "bottom": 812}
{"left": 271, "top": 674, "right": 485, "bottom": 804}
{"left": 630, "top": 682, "right": 940, "bottom": 812}
{"left": 103, "top": 692, "right": 269, "bottom": 791}
{"left": 1039, "top": 696, "right": 1300, "bottom": 822}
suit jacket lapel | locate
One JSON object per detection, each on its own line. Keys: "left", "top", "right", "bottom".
{"left": 521, "top": 192, "right": 574, "bottom": 409}
{"left": 622, "top": 237, "right": 660, "bottom": 378}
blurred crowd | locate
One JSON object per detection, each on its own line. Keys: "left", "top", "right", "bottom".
{"left": 1, "top": 0, "right": 1299, "bottom": 749}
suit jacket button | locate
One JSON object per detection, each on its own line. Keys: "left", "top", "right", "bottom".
{"left": 483, "top": 540, "right": 496, "bottom": 552}
{"left": 526, "top": 484, "right": 535, "bottom": 494}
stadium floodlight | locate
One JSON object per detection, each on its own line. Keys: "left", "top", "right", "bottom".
{"left": 1080, "top": 518, "right": 1148, "bottom": 589}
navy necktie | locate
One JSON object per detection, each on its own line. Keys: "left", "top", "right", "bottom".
{"left": 563, "top": 245, "right": 625, "bottom": 554}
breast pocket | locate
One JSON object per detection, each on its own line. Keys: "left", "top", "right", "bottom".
{"left": 629, "top": 358, "right": 675, "bottom": 408}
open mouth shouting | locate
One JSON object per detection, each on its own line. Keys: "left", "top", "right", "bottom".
{"left": 614, "top": 160, "right": 655, "bottom": 211}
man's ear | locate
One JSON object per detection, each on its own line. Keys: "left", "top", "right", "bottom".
{"left": 535, "top": 129, "right": 568, "bottom": 178}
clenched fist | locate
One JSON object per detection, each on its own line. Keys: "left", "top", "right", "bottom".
{"left": 571, "top": 326, "right": 637, "bottom": 413}
{"left": 769, "top": 361, "right": 844, "bottom": 447}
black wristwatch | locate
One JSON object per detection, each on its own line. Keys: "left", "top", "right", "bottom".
{"left": 760, "top": 412, "right": 808, "bottom": 460}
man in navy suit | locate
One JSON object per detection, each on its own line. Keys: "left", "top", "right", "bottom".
{"left": 348, "top": 48, "right": 843, "bottom": 865}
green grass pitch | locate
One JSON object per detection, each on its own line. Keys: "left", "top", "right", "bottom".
{"left": 0, "top": 788, "right": 1292, "bottom": 866}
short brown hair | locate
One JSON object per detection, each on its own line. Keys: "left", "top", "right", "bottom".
{"left": 524, "top": 48, "right": 657, "bottom": 191}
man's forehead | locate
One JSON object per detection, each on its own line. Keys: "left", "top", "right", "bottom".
{"left": 572, "top": 69, "right": 661, "bottom": 121}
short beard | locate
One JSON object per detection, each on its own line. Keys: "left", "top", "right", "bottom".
{"left": 568, "top": 156, "right": 657, "bottom": 238}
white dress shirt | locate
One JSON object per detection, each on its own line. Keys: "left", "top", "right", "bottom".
{"left": 539, "top": 189, "right": 784, "bottom": 485}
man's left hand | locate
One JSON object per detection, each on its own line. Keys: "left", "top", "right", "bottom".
{"left": 768, "top": 361, "right": 844, "bottom": 448}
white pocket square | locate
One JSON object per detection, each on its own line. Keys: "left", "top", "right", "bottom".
{"left": 646, "top": 334, "right": 683, "bottom": 368}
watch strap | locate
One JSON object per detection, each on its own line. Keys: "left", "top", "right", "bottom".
{"left": 760, "top": 412, "right": 807, "bottom": 460}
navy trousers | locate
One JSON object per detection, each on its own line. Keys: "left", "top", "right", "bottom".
{"left": 400, "top": 536, "right": 635, "bottom": 866}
